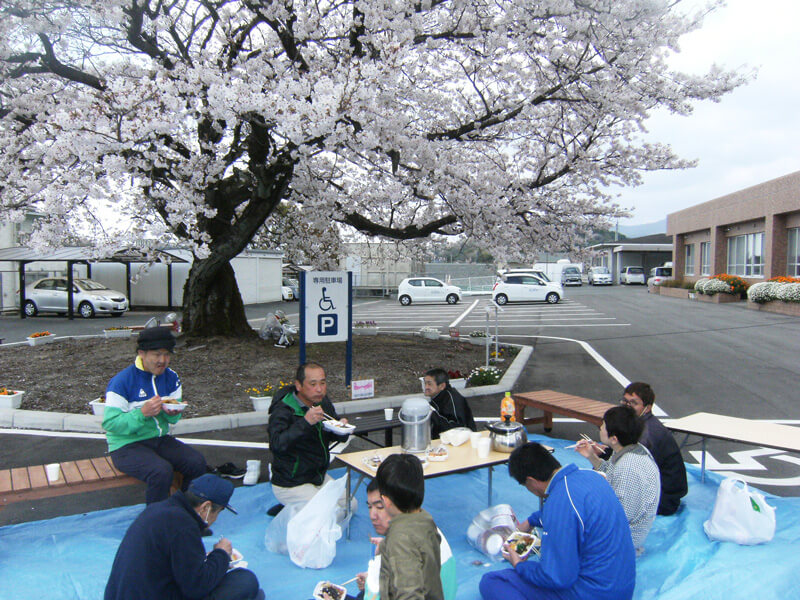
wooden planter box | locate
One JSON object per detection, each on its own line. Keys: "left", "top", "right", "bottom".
{"left": 0, "top": 390, "right": 24, "bottom": 409}
{"left": 693, "top": 293, "right": 741, "bottom": 304}
{"left": 747, "top": 300, "right": 800, "bottom": 316}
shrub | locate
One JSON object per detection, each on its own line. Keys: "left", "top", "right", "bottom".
{"left": 703, "top": 278, "right": 732, "bottom": 296}
{"left": 468, "top": 366, "right": 502, "bottom": 386}
{"left": 747, "top": 282, "right": 778, "bottom": 304}
{"left": 768, "top": 276, "right": 800, "bottom": 284}
{"left": 694, "top": 278, "right": 710, "bottom": 294}
{"left": 469, "top": 330, "right": 488, "bottom": 338}
{"left": 713, "top": 273, "right": 749, "bottom": 296}
{"left": 776, "top": 283, "right": 800, "bottom": 303}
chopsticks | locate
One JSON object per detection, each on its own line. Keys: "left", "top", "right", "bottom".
{"left": 339, "top": 576, "right": 359, "bottom": 586}
{"left": 321, "top": 411, "right": 336, "bottom": 421}
{"left": 566, "top": 433, "right": 596, "bottom": 449}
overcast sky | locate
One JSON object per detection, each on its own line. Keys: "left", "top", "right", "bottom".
{"left": 614, "top": 0, "right": 800, "bottom": 226}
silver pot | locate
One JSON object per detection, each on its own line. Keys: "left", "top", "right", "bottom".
{"left": 486, "top": 416, "right": 528, "bottom": 453}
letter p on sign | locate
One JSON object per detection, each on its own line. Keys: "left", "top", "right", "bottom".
{"left": 318, "top": 314, "right": 338, "bottom": 336}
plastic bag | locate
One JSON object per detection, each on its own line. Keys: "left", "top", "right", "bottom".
{"left": 286, "top": 476, "right": 347, "bottom": 568}
{"left": 264, "top": 502, "right": 303, "bottom": 555}
{"left": 466, "top": 504, "right": 517, "bottom": 561}
{"left": 703, "top": 477, "right": 776, "bottom": 545}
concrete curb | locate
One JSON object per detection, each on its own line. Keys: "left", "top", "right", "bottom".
{"left": 0, "top": 343, "right": 533, "bottom": 434}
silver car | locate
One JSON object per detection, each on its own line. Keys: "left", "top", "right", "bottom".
{"left": 23, "top": 277, "right": 129, "bottom": 318}
{"left": 588, "top": 266, "right": 613, "bottom": 285}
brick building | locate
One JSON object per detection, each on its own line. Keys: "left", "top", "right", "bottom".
{"left": 667, "top": 171, "right": 800, "bottom": 283}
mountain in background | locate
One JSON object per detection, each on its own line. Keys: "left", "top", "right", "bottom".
{"left": 617, "top": 218, "right": 666, "bottom": 238}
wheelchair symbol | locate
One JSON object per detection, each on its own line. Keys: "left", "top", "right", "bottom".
{"left": 319, "top": 287, "right": 335, "bottom": 311}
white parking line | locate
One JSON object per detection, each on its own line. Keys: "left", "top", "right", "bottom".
{"left": 449, "top": 299, "right": 480, "bottom": 328}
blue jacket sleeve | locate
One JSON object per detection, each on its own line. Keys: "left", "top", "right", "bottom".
{"left": 516, "top": 496, "right": 581, "bottom": 590}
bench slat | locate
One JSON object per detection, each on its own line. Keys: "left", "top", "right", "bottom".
{"left": 90, "top": 456, "right": 116, "bottom": 480}
{"left": 75, "top": 459, "right": 101, "bottom": 482}
{"left": 0, "top": 469, "right": 12, "bottom": 493}
{"left": 60, "top": 461, "right": 84, "bottom": 485}
{"left": 28, "top": 465, "right": 49, "bottom": 490}
{"left": 11, "top": 467, "right": 31, "bottom": 491}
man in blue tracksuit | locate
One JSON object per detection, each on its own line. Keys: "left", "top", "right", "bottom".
{"left": 480, "top": 443, "right": 635, "bottom": 600}
{"left": 105, "top": 474, "right": 263, "bottom": 600}
{"left": 104, "top": 326, "right": 207, "bottom": 504}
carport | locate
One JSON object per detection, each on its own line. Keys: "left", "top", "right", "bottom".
{"left": 0, "top": 246, "right": 187, "bottom": 319}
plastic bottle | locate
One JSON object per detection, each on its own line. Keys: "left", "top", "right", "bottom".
{"left": 500, "top": 391, "right": 515, "bottom": 422}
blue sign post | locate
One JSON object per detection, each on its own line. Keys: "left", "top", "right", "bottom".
{"left": 299, "top": 271, "right": 353, "bottom": 386}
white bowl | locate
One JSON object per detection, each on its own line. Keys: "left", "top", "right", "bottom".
{"left": 161, "top": 399, "right": 187, "bottom": 412}
{"left": 322, "top": 419, "right": 356, "bottom": 435}
{"left": 313, "top": 581, "right": 347, "bottom": 600}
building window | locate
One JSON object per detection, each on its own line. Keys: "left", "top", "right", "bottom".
{"left": 789, "top": 228, "right": 800, "bottom": 276}
{"left": 727, "top": 232, "right": 764, "bottom": 276}
{"left": 684, "top": 244, "right": 695, "bottom": 276}
{"left": 700, "top": 242, "right": 711, "bottom": 276}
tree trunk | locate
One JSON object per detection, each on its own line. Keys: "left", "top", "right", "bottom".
{"left": 181, "top": 258, "right": 255, "bottom": 337}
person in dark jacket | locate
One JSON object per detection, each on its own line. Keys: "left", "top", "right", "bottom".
{"left": 104, "top": 474, "right": 263, "bottom": 600}
{"left": 623, "top": 382, "right": 688, "bottom": 515}
{"left": 423, "top": 368, "right": 476, "bottom": 439}
{"left": 267, "top": 362, "right": 353, "bottom": 516}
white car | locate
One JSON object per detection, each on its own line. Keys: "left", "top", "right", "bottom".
{"left": 648, "top": 266, "right": 673, "bottom": 286}
{"left": 281, "top": 285, "right": 294, "bottom": 301}
{"left": 587, "top": 266, "right": 613, "bottom": 285}
{"left": 397, "top": 277, "right": 461, "bottom": 305}
{"left": 23, "top": 277, "right": 129, "bottom": 318}
{"left": 492, "top": 273, "right": 563, "bottom": 305}
{"left": 620, "top": 266, "right": 646, "bottom": 285}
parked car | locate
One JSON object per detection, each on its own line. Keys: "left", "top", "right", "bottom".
{"left": 492, "top": 274, "right": 563, "bottom": 305}
{"left": 648, "top": 266, "right": 674, "bottom": 286}
{"left": 499, "top": 268, "right": 552, "bottom": 282}
{"left": 561, "top": 266, "right": 583, "bottom": 286}
{"left": 282, "top": 277, "right": 300, "bottom": 300}
{"left": 23, "top": 277, "right": 129, "bottom": 318}
{"left": 620, "top": 266, "right": 646, "bottom": 285}
{"left": 281, "top": 285, "right": 294, "bottom": 301}
{"left": 587, "top": 266, "right": 613, "bottom": 285}
{"left": 397, "top": 277, "right": 461, "bottom": 305}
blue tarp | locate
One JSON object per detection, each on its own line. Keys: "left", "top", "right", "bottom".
{"left": 2, "top": 434, "right": 799, "bottom": 600}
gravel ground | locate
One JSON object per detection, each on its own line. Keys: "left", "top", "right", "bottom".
{"left": 0, "top": 334, "right": 507, "bottom": 417}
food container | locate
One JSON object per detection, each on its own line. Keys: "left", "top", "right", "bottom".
{"left": 486, "top": 415, "right": 527, "bottom": 453}
{"left": 229, "top": 548, "right": 245, "bottom": 568}
{"left": 161, "top": 399, "right": 188, "bottom": 412}
{"left": 427, "top": 445, "right": 449, "bottom": 461}
{"left": 313, "top": 581, "right": 347, "bottom": 600}
{"left": 440, "top": 427, "right": 471, "bottom": 446}
{"left": 504, "top": 531, "right": 541, "bottom": 559}
{"left": 399, "top": 397, "right": 431, "bottom": 454}
{"left": 322, "top": 419, "right": 356, "bottom": 435}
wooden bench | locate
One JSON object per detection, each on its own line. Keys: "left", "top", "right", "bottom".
{"left": 512, "top": 390, "right": 616, "bottom": 432}
{"left": 0, "top": 457, "right": 182, "bottom": 507}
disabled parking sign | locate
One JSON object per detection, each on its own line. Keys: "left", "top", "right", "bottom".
{"left": 302, "top": 271, "right": 350, "bottom": 343}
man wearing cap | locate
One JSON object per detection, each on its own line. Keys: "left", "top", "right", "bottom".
{"left": 103, "top": 326, "right": 207, "bottom": 504}
{"left": 105, "top": 473, "right": 264, "bottom": 600}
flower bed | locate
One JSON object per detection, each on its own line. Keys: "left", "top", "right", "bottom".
{"left": 353, "top": 320, "right": 379, "bottom": 335}
{"left": 693, "top": 274, "right": 748, "bottom": 301}
{"left": 246, "top": 383, "right": 276, "bottom": 410}
{"left": 745, "top": 279, "right": 800, "bottom": 315}
{"left": 468, "top": 366, "right": 502, "bottom": 386}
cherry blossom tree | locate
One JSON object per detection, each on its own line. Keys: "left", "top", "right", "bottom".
{"left": 0, "top": 0, "right": 743, "bottom": 336}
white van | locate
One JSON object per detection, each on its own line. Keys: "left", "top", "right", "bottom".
{"left": 620, "top": 266, "right": 646, "bottom": 285}
{"left": 648, "top": 265, "right": 674, "bottom": 286}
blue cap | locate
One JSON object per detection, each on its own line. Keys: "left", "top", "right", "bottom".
{"left": 188, "top": 474, "right": 237, "bottom": 514}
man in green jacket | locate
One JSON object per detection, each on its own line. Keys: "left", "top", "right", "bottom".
{"left": 104, "top": 327, "right": 207, "bottom": 504}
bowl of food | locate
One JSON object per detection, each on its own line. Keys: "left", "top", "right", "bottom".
{"left": 229, "top": 548, "right": 245, "bottom": 567}
{"left": 313, "top": 581, "right": 347, "bottom": 600}
{"left": 322, "top": 419, "right": 356, "bottom": 435}
{"left": 362, "top": 454, "right": 384, "bottom": 470}
{"left": 504, "top": 531, "right": 541, "bottom": 559}
{"left": 161, "top": 398, "right": 188, "bottom": 411}
{"left": 427, "top": 445, "right": 449, "bottom": 461}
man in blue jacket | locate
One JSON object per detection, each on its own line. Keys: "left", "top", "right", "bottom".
{"left": 480, "top": 443, "right": 635, "bottom": 600}
{"left": 105, "top": 474, "right": 264, "bottom": 600}
{"left": 104, "top": 326, "right": 207, "bottom": 504}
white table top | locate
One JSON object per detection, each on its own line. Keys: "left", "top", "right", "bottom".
{"left": 338, "top": 431, "right": 510, "bottom": 478}
{"left": 663, "top": 412, "right": 800, "bottom": 453}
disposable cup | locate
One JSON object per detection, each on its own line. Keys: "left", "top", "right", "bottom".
{"left": 384, "top": 408, "right": 393, "bottom": 420}
{"left": 470, "top": 432, "right": 482, "bottom": 448}
{"left": 45, "top": 463, "right": 61, "bottom": 482}
{"left": 477, "top": 438, "right": 492, "bottom": 458}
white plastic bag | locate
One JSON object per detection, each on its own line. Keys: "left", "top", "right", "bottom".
{"left": 703, "top": 477, "right": 776, "bottom": 545}
{"left": 264, "top": 502, "right": 303, "bottom": 555}
{"left": 286, "top": 476, "right": 347, "bottom": 568}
